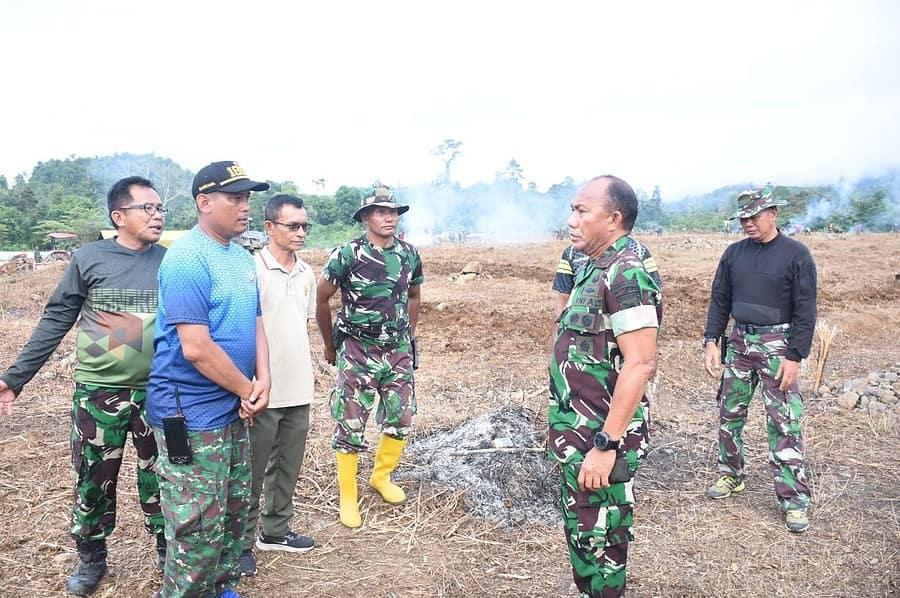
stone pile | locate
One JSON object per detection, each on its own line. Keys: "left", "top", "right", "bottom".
{"left": 824, "top": 364, "right": 900, "bottom": 413}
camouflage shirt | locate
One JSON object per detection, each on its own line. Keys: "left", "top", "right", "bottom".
{"left": 322, "top": 235, "right": 424, "bottom": 344}
{"left": 548, "top": 235, "right": 662, "bottom": 465}
{"left": 552, "top": 239, "right": 662, "bottom": 295}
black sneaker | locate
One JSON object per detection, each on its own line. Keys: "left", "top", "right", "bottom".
{"left": 238, "top": 549, "right": 257, "bottom": 577}
{"left": 256, "top": 531, "right": 315, "bottom": 553}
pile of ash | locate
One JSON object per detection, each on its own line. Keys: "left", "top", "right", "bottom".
{"left": 402, "top": 406, "right": 560, "bottom": 526}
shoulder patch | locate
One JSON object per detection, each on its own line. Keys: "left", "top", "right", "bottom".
{"left": 613, "top": 279, "right": 643, "bottom": 309}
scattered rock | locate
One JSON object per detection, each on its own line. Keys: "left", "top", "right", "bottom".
{"left": 831, "top": 369, "right": 900, "bottom": 414}
{"left": 868, "top": 401, "right": 888, "bottom": 414}
{"left": 837, "top": 392, "right": 859, "bottom": 410}
{"left": 847, "top": 379, "right": 869, "bottom": 393}
{"left": 875, "top": 389, "right": 894, "bottom": 401}
{"left": 460, "top": 261, "right": 483, "bottom": 275}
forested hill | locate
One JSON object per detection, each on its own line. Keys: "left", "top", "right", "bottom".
{"left": 0, "top": 154, "right": 897, "bottom": 251}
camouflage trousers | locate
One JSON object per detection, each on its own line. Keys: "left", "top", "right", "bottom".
{"left": 153, "top": 419, "right": 251, "bottom": 598}
{"left": 70, "top": 384, "right": 162, "bottom": 541}
{"left": 331, "top": 336, "right": 416, "bottom": 452}
{"left": 559, "top": 461, "right": 635, "bottom": 598}
{"left": 718, "top": 328, "right": 811, "bottom": 511}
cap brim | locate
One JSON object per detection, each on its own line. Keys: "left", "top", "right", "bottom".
{"left": 218, "top": 180, "right": 270, "bottom": 193}
{"left": 729, "top": 201, "right": 786, "bottom": 220}
{"left": 353, "top": 202, "right": 409, "bottom": 222}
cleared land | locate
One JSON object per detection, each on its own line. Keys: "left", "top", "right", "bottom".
{"left": 0, "top": 233, "right": 898, "bottom": 597}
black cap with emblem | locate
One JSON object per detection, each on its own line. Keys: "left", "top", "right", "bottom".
{"left": 191, "top": 161, "right": 270, "bottom": 198}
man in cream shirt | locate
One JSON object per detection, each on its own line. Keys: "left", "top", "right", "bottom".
{"left": 240, "top": 194, "right": 317, "bottom": 576}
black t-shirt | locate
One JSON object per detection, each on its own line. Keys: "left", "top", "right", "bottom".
{"left": 704, "top": 232, "right": 817, "bottom": 361}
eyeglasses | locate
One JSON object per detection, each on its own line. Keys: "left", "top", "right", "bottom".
{"left": 118, "top": 203, "right": 167, "bottom": 215}
{"left": 271, "top": 221, "right": 311, "bottom": 233}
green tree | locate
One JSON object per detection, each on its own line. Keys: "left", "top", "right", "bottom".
{"left": 0, "top": 205, "right": 30, "bottom": 248}
{"left": 852, "top": 190, "right": 886, "bottom": 225}
{"left": 636, "top": 185, "right": 668, "bottom": 230}
{"left": 496, "top": 159, "right": 525, "bottom": 186}
{"left": 312, "top": 186, "right": 361, "bottom": 226}
{"left": 431, "top": 139, "right": 463, "bottom": 185}
{"left": 547, "top": 176, "right": 576, "bottom": 200}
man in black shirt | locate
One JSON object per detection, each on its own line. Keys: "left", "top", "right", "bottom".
{"left": 702, "top": 186, "right": 817, "bottom": 533}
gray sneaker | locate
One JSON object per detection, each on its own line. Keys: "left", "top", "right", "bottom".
{"left": 238, "top": 549, "right": 257, "bottom": 577}
{"left": 706, "top": 475, "right": 745, "bottom": 499}
{"left": 256, "top": 531, "right": 315, "bottom": 553}
{"left": 785, "top": 509, "right": 809, "bottom": 533}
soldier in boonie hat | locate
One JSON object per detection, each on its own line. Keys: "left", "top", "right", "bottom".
{"left": 353, "top": 183, "right": 409, "bottom": 222}
{"left": 729, "top": 186, "right": 789, "bottom": 220}
{"left": 317, "top": 180, "right": 424, "bottom": 531}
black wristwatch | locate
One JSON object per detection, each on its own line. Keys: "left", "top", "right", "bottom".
{"left": 592, "top": 430, "right": 620, "bottom": 452}
{"left": 702, "top": 337, "right": 718, "bottom": 350}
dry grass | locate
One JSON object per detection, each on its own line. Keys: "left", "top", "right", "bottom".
{"left": 1, "top": 233, "right": 899, "bottom": 597}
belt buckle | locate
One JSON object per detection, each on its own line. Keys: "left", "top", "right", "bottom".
{"left": 744, "top": 324, "right": 756, "bottom": 334}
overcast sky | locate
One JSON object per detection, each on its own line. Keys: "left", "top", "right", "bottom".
{"left": 2, "top": 1, "right": 898, "bottom": 198}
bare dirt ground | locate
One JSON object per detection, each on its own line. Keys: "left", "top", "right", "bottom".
{"left": 1, "top": 233, "right": 898, "bottom": 597}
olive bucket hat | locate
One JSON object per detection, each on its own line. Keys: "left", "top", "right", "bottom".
{"left": 729, "top": 186, "right": 789, "bottom": 219}
{"left": 353, "top": 183, "right": 409, "bottom": 222}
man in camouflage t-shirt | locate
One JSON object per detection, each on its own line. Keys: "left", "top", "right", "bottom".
{"left": 550, "top": 176, "right": 661, "bottom": 597}
{"left": 317, "top": 183, "right": 424, "bottom": 529}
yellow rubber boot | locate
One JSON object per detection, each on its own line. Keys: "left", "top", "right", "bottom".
{"left": 336, "top": 451, "right": 361, "bottom": 528}
{"left": 369, "top": 435, "right": 407, "bottom": 504}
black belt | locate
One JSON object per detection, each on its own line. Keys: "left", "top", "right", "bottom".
{"left": 734, "top": 322, "right": 790, "bottom": 335}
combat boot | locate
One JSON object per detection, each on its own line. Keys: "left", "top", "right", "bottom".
{"left": 66, "top": 538, "right": 108, "bottom": 596}
{"left": 336, "top": 451, "right": 361, "bottom": 528}
{"left": 369, "top": 435, "right": 407, "bottom": 504}
{"left": 155, "top": 532, "right": 166, "bottom": 572}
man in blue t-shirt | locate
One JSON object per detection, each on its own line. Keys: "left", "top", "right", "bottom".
{"left": 147, "top": 161, "right": 271, "bottom": 598}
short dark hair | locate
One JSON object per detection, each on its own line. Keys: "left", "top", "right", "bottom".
{"left": 264, "top": 194, "right": 305, "bottom": 222}
{"left": 106, "top": 176, "right": 155, "bottom": 228}
{"left": 593, "top": 175, "right": 638, "bottom": 232}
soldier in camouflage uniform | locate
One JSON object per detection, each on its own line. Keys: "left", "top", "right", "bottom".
{"left": 549, "top": 176, "right": 661, "bottom": 597}
{"left": 0, "top": 177, "right": 167, "bottom": 595}
{"left": 703, "top": 187, "right": 817, "bottom": 533}
{"left": 316, "top": 183, "right": 423, "bottom": 529}
{"left": 552, "top": 240, "right": 662, "bottom": 322}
